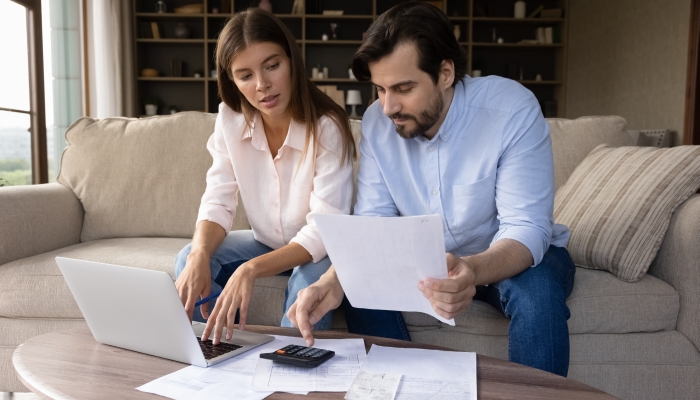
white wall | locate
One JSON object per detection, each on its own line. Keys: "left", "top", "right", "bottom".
{"left": 566, "top": 0, "right": 691, "bottom": 145}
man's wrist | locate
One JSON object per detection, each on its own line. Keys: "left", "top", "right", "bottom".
{"left": 460, "top": 256, "right": 480, "bottom": 286}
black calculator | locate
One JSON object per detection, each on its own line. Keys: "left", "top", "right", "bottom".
{"left": 259, "top": 344, "right": 335, "bottom": 367}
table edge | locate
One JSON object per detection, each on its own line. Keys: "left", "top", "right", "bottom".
{"left": 13, "top": 344, "right": 72, "bottom": 400}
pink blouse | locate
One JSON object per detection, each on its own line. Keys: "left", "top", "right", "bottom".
{"left": 196, "top": 103, "right": 353, "bottom": 263}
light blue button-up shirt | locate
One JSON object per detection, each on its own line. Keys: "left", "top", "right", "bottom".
{"left": 354, "top": 76, "right": 569, "bottom": 266}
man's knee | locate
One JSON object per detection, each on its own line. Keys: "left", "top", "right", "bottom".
{"left": 497, "top": 266, "right": 571, "bottom": 320}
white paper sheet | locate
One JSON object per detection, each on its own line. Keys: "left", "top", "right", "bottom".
{"left": 314, "top": 214, "right": 455, "bottom": 325}
{"left": 345, "top": 370, "right": 401, "bottom": 400}
{"left": 136, "top": 335, "right": 311, "bottom": 399}
{"left": 360, "top": 345, "right": 477, "bottom": 400}
{"left": 251, "top": 337, "right": 367, "bottom": 392}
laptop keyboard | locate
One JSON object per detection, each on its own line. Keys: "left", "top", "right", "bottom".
{"left": 197, "top": 338, "right": 243, "bottom": 360}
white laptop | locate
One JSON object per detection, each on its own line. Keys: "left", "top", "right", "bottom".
{"left": 55, "top": 257, "right": 273, "bottom": 367}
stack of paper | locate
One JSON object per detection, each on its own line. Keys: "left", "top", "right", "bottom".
{"left": 137, "top": 335, "right": 366, "bottom": 399}
{"left": 359, "top": 345, "right": 477, "bottom": 400}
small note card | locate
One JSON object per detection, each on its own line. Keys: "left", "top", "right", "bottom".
{"left": 345, "top": 370, "right": 401, "bottom": 400}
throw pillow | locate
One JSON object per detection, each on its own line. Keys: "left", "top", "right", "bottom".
{"left": 554, "top": 145, "right": 700, "bottom": 282}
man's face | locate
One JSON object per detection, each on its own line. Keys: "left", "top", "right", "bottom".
{"left": 369, "top": 43, "right": 448, "bottom": 139}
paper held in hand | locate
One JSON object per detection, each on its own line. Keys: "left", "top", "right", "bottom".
{"left": 314, "top": 214, "right": 455, "bottom": 326}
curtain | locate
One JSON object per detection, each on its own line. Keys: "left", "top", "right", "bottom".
{"left": 90, "top": 0, "right": 136, "bottom": 118}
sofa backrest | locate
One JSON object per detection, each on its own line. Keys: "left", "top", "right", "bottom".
{"left": 549, "top": 116, "right": 635, "bottom": 190}
{"left": 58, "top": 113, "right": 635, "bottom": 240}
{"left": 58, "top": 112, "right": 247, "bottom": 242}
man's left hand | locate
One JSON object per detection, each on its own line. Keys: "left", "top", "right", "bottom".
{"left": 418, "top": 253, "right": 477, "bottom": 320}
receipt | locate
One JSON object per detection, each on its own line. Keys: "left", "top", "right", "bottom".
{"left": 345, "top": 370, "right": 401, "bottom": 400}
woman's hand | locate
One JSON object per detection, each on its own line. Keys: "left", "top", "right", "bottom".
{"left": 175, "top": 250, "right": 212, "bottom": 322}
{"left": 201, "top": 261, "right": 258, "bottom": 344}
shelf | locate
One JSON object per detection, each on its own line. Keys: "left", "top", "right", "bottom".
{"left": 138, "top": 77, "right": 207, "bottom": 81}
{"left": 472, "top": 17, "right": 565, "bottom": 23}
{"left": 136, "top": 12, "right": 205, "bottom": 18}
{"left": 448, "top": 16, "right": 470, "bottom": 21}
{"left": 305, "top": 14, "right": 373, "bottom": 20}
{"left": 136, "top": 39, "right": 206, "bottom": 43}
{"left": 472, "top": 42, "right": 563, "bottom": 48}
{"left": 305, "top": 40, "right": 364, "bottom": 45}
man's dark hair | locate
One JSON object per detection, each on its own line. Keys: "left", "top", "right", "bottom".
{"left": 352, "top": 2, "right": 467, "bottom": 86}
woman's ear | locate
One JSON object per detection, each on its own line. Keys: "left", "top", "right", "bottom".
{"left": 439, "top": 59, "right": 455, "bottom": 89}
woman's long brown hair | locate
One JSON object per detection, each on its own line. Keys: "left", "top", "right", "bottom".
{"left": 216, "top": 8, "right": 356, "bottom": 165}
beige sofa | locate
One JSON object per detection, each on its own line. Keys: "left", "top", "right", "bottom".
{"left": 1, "top": 112, "right": 698, "bottom": 399}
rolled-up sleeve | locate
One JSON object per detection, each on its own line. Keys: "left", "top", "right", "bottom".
{"left": 196, "top": 111, "right": 239, "bottom": 234}
{"left": 490, "top": 93, "right": 554, "bottom": 266}
{"left": 291, "top": 118, "right": 354, "bottom": 262}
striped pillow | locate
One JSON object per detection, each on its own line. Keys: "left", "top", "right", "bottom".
{"left": 554, "top": 145, "right": 700, "bottom": 282}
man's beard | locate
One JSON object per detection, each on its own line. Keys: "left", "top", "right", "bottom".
{"left": 389, "top": 90, "right": 444, "bottom": 139}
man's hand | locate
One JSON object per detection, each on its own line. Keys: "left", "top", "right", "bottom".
{"left": 175, "top": 250, "right": 212, "bottom": 322}
{"left": 418, "top": 253, "right": 477, "bottom": 320}
{"left": 201, "top": 261, "right": 257, "bottom": 344}
{"left": 287, "top": 267, "right": 345, "bottom": 346}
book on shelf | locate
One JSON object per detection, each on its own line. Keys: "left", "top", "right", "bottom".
{"left": 139, "top": 22, "right": 152, "bottom": 38}
{"left": 151, "top": 22, "right": 160, "bottom": 39}
{"left": 317, "top": 85, "right": 345, "bottom": 109}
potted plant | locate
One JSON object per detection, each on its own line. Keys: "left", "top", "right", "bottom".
{"left": 144, "top": 97, "right": 160, "bottom": 116}
{"left": 193, "top": 69, "right": 204, "bottom": 78}
{"left": 0, "top": 177, "right": 12, "bottom": 187}
{"left": 168, "top": 105, "right": 180, "bottom": 115}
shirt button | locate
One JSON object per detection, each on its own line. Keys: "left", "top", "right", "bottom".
{"left": 428, "top": 146, "right": 435, "bottom": 152}
{"left": 272, "top": 202, "right": 278, "bottom": 207}
{"left": 432, "top": 189, "right": 438, "bottom": 196}
{"left": 275, "top": 228, "right": 280, "bottom": 234}
{"left": 272, "top": 174, "right": 277, "bottom": 179}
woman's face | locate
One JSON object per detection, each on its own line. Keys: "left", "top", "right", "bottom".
{"left": 230, "top": 42, "right": 293, "bottom": 120}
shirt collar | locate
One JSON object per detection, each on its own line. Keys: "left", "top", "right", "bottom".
{"left": 241, "top": 112, "right": 306, "bottom": 152}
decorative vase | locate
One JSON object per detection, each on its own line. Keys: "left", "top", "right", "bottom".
{"left": 174, "top": 23, "right": 190, "bottom": 39}
{"left": 453, "top": 25, "right": 461, "bottom": 41}
{"left": 514, "top": 1, "right": 526, "bottom": 19}
{"left": 145, "top": 104, "right": 158, "bottom": 116}
{"left": 258, "top": 0, "right": 273, "bottom": 13}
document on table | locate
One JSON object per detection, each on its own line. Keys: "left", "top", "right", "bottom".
{"left": 314, "top": 214, "right": 455, "bottom": 325}
{"left": 136, "top": 335, "right": 309, "bottom": 399}
{"left": 251, "top": 337, "right": 367, "bottom": 392}
{"left": 345, "top": 370, "right": 402, "bottom": 400}
{"left": 360, "top": 345, "right": 477, "bottom": 400}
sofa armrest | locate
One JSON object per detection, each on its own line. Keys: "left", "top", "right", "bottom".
{"left": 0, "top": 183, "right": 83, "bottom": 265}
{"left": 648, "top": 194, "right": 700, "bottom": 351}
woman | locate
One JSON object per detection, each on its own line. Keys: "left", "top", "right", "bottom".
{"left": 174, "top": 8, "right": 355, "bottom": 345}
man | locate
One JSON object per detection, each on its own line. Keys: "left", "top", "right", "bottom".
{"left": 287, "top": 3, "right": 574, "bottom": 377}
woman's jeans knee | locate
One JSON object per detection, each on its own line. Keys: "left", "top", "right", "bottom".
{"left": 174, "top": 230, "right": 333, "bottom": 329}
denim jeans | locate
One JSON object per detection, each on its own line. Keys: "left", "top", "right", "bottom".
{"left": 174, "top": 230, "right": 334, "bottom": 329}
{"left": 473, "top": 245, "right": 576, "bottom": 376}
{"left": 320, "top": 245, "right": 575, "bottom": 376}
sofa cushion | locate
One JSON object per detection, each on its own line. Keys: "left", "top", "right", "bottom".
{"left": 554, "top": 145, "right": 700, "bottom": 282}
{"left": 0, "top": 238, "right": 314, "bottom": 327}
{"left": 547, "top": 116, "right": 633, "bottom": 190}
{"left": 0, "top": 238, "right": 192, "bottom": 319}
{"left": 57, "top": 113, "right": 249, "bottom": 242}
{"left": 403, "top": 267, "right": 679, "bottom": 335}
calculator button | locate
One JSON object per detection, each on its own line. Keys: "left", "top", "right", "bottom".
{"left": 276, "top": 350, "right": 286, "bottom": 354}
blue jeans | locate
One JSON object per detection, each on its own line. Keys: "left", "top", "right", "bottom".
{"left": 314, "top": 245, "right": 575, "bottom": 376}
{"left": 473, "top": 245, "right": 576, "bottom": 376}
{"left": 174, "top": 230, "right": 334, "bottom": 329}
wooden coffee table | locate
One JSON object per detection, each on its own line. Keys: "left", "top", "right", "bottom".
{"left": 13, "top": 326, "right": 617, "bottom": 399}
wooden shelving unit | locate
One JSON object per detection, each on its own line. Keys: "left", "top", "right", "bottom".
{"left": 133, "top": 0, "right": 568, "bottom": 118}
